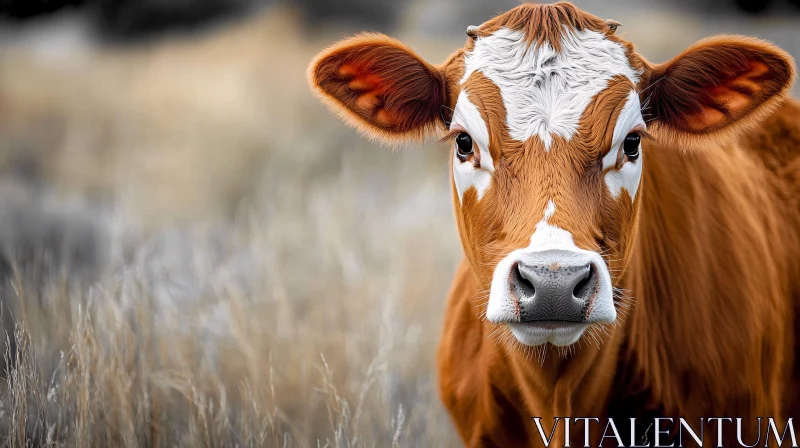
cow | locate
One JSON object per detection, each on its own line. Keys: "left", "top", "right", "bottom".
{"left": 307, "top": 2, "right": 800, "bottom": 446}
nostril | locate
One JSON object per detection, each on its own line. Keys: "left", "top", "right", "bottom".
{"left": 572, "top": 264, "right": 595, "bottom": 299}
{"left": 513, "top": 262, "right": 536, "bottom": 296}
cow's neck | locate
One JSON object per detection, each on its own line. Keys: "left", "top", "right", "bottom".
{"left": 622, "top": 121, "right": 800, "bottom": 416}
{"left": 484, "top": 320, "right": 624, "bottom": 431}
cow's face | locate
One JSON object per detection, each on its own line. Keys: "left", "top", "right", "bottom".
{"left": 309, "top": 3, "right": 795, "bottom": 348}
{"left": 446, "top": 15, "right": 647, "bottom": 347}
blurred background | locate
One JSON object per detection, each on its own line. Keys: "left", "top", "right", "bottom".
{"left": 0, "top": 0, "right": 797, "bottom": 446}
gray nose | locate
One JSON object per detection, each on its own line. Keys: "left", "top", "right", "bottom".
{"left": 511, "top": 250, "right": 598, "bottom": 323}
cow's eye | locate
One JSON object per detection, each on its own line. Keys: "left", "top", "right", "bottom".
{"left": 455, "top": 132, "right": 473, "bottom": 159}
{"left": 623, "top": 133, "right": 641, "bottom": 160}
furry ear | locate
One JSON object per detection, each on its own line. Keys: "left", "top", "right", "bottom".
{"left": 307, "top": 33, "right": 449, "bottom": 144}
{"left": 642, "top": 35, "right": 795, "bottom": 149}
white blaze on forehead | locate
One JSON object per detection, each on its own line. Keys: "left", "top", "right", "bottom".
{"left": 602, "top": 90, "right": 645, "bottom": 202}
{"left": 462, "top": 27, "right": 640, "bottom": 150}
{"left": 451, "top": 89, "right": 494, "bottom": 203}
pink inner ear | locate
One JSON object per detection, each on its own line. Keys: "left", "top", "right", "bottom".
{"left": 684, "top": 108, "right": 727, "bottom": 132}
{"left": 684, "top": 61, "right": 772, "bottom": 132}
{"left": 338, "top": 64, "right": 380, "bottom": 90}
{"left": 334, "top": 63, "right": 400, "bottom": 128}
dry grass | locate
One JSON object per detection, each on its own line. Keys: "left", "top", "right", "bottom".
{"left": 0, "top": 7, "right": 463, "bottom": 446}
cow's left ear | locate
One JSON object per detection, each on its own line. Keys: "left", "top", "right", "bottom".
{"left": 642, "top": 36, "right": 795, "bottom": 149}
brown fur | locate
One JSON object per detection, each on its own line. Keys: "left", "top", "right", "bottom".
{"left": 622, "top": 103, "right": 800, "bottom": 426}
{"left": 479, "top": 2, "right": 610, "bottom": 51}
{"left": 307, "top": 2, "right": 800, "bottom": 446}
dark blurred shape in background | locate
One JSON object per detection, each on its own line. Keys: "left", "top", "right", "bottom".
{"left": 736, "top": 0, "right": 773, "bottom": 13}
{"left": 0, "top": 0, "right": 86, "bottom": 19}
{"left": 94, "top": 0, "right": 258, "bottom": 41}
{"left": 1, "top": 0, "right": 799, "bottom": 44}
{"left": 2, "top": 0, "right": 800, "bottom": 40}
{"left": 0, "top": 0, "right": 415, "bottom": 41}
{"left": 293, "top": 0, "right": 411, "bottom": 34}
{"left": 0, "top": 0, "right": 265, "bottom": 41}
{"left": 734, "top": 0, "right": 800, "bottom": 13}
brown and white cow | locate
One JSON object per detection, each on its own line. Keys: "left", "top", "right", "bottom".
{"left": 308, "top": 2, "right": 800, "bottom": 446}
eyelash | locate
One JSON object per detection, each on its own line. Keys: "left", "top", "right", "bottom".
{"left": 628, "top": 129, "right": 654, "bottom": 142}
{"left": 622, "top": 129, "right": 654, "bottom": 148}
{"left": 439, "top": 129, "right": 465, "bottom": 144}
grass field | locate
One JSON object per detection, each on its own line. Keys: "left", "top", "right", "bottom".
{"left": 0, "top": 8, "right": 463, "bottom": 446}
{"left": 0, "top": 2, "right": 797, "bottom": 446}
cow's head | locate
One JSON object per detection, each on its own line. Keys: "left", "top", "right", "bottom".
{"left": 308, "top": 2, "right": 795, "bottom": 348}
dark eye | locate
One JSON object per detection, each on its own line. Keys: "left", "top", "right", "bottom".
{"left": 623, "top": 133, "right": 641, "bottom": 160}
{"left": 455, "top": 132, "right": 473, "bottom": 158}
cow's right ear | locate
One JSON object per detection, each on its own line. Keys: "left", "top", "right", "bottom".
{"left": 308, "top": 33, "right": 450, "bottom": 145}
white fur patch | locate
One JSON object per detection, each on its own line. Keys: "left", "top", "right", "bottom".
{"left": 462, "top": 27, "right": 640, "bottom": 150}
{"left": 450, "top": 89, "right": 495, "bottom": 203}
{"left": 487, "top": 200, "right": 616, "bottom": 346}
{"left": 602, "top": 90, "right": 645, "bottom": 202}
